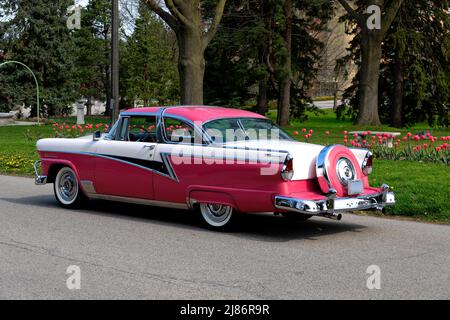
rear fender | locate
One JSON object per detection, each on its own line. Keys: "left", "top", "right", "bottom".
{"left": 188, "top": 188, "right": 238, "bottom": 211}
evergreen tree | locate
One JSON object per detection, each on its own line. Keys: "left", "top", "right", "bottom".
{"left": 204, "top": 0, "right": 332, "bottom": 124}
{"left": 340, "top": 0, "right": 449, "bottom": 127}
{"left": 379, "top": 0, "right": 450, "bottom": 127}
{"left": 73, "top": 0, "right": 112, "bottom": 116}
{"left": 0, "top": 0, "right": 79, "bottom": 116}
{"left": 123, "top": 3, "right": 179, "bottom": 106}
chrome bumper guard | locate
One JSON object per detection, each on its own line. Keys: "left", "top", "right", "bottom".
{"left": 34, "top": 160, "right": 47, "bottom": 185}
{"left": 275, "top": 185, "right": 395, "bottom": 221}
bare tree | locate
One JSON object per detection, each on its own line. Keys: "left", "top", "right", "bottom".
{"left": 337, "top": 0, "right": 404, "bottom": 125}
{"left": 144, "top": 0, "right": 227, "bottom": 105}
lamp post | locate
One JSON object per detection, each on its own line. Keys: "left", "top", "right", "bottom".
{"left": 111, "top": 0, "right": 120, "bottom": 124}
{"left": 0, "top": 61, "right": 40, "bottom": 125}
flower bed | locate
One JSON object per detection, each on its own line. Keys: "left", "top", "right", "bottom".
{"left": 293, "top": 129, "right": 449, "bottom": 165}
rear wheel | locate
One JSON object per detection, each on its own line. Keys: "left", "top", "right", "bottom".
{"left": 198, "top": 203, "right": 235, "bottom": 231}
{"left": 54, "top": 167, "right": 86, "bottom": 209}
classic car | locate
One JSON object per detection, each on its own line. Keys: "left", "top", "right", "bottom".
{"left": 34, "top": 106, "right": 395, "bottom": 230}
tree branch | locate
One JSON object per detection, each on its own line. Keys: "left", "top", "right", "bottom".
{"left": 381, "top": 0, "right": 404, "bottom": 36}
{"left": 336, "top": 0, "right": 365, "bottom": 28}
{"left": 165, "top": 0, "right": 194, "bottom": 28}
{"left": 144, "top": 0, "right": 179, "bottom": 30}
{"left": 202, "top": 0, "right": 227, "bottom": 48}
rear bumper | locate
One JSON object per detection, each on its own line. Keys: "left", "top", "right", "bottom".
{"left": 274, "top": 185, "right": 395, "bottom": 220}
{"left": 34, "top": 160, "right": 47, "bottom": 185}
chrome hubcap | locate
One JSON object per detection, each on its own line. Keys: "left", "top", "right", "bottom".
{"left": 336, "top": 157, "right": 356, "bottom": 185}
{"left": 57, "top": 171, "right": 78, "bottom": 203}
{"left": 200, "top": 203, "right": 233, "bottom": 227}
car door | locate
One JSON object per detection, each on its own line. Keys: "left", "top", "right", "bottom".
{"left": 93, "top": 115, "right": 158, "bottom": 200}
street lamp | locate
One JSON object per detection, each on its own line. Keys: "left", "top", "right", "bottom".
{"left": 0, "top": 61, "right": 40, "bottom": 125}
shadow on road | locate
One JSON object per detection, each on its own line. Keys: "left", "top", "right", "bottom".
{"left": 0, "top": 195, "right": 367, "bottom": 242}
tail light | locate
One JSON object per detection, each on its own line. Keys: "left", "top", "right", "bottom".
{"left": 281, "top": 154, "right": 294, "bottom": 181}
{"left": 362, "top": 151, "right": 373, "bottom": 176}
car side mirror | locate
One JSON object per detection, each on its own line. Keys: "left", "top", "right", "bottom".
{"left": 93, "top": 130, "right": 101, "bottom": 141}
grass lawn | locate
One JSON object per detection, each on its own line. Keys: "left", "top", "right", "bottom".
{"left": 0, "top": 110, "right": 449, "bottom": 222}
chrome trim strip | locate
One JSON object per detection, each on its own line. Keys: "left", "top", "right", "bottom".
{"left": 87, "top": 193, "right": 189, "bottom": 210}
{"left": 80, "top": 180, "right": 96, "bottom": 194}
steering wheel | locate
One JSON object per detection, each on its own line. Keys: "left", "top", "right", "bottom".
{"left": 136, "top": 127, "right": 152, "bottom": 142}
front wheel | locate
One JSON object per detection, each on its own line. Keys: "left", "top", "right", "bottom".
{"left": 54, "top": 167, "right": 86, "bottom": 209}
{"left": 198, "top": 203, "right": 235, "bottom": 231}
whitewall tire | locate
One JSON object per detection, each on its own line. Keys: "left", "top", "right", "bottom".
{"left": 198, "top": 203, "right": 234, "bottom": 230}
{"left": 54, "top": 167, "right": 85, "bottom": 208}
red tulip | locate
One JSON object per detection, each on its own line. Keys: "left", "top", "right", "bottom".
{"left": 302, "top": 128, "right": 307, "bottom": 133}
{"left": 294, "top": 131, "right": 299, "bottom": 135}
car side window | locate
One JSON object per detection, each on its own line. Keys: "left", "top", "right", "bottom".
{"left": 127, "top": 116, "right": 157, "bottom": 142}
{"left": 118, "top": 117, "right": 129, "bottom": 141}
{"left": 163, "top": 118, "right": 195, "bottom": 144}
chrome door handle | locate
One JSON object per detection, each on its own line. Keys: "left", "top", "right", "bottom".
{"left": 143, "top": 145, "right": 156, "bottom": 151}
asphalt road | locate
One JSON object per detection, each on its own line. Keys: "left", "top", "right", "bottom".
{"left": 0, "top": 175, "right": 449, "bottom": 300}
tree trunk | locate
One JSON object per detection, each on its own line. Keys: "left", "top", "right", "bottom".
{"left": 256, "top": 76, "right": 268, "bottom": 115}
{"left": 177, "top": 28, "right": 205, "bottom": 105}
{"left": 391, "top": 58, "right": 403, "bottom": 128}
{"left": 104, "top": 65, "right": 111, "bottom": 117}
{"left": 277, "top": 0, "right": 293, "bottom": 126}
{"left": 356, "top": 32, "right": 382, "bottom": 126}
{"left": 86, "top": 96, "right": 92, "bottom": 116}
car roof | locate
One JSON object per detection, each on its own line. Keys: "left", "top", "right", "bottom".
{"left": 123, "top": 106, "right": 267, "bottom": 123}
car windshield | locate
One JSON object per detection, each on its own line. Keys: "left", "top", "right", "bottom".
{"left": 203, "top": 118, "right": 293, "bottom": 144}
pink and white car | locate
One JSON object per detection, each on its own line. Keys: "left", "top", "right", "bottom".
{"left": 34, "top": 106, "right": 395, "bottom": 230}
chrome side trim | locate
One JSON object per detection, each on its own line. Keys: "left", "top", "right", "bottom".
{"left": 87, "top": 193, "right": 190, "bottom": 210}
{"left": 38, "top": 151, "right": 179, "bottom": 182}
{"left": 80, "top": 180, "right": 96, "bottom": 194}
{"left": 34, "top": 160, "right": 48, "bottom": 185}
{"left": 160, "top": 152, "right": 179, "bottom": 182}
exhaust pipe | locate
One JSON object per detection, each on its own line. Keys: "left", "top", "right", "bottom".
{"left": 323, "top": 212, "right": 343, "bottom": 221}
